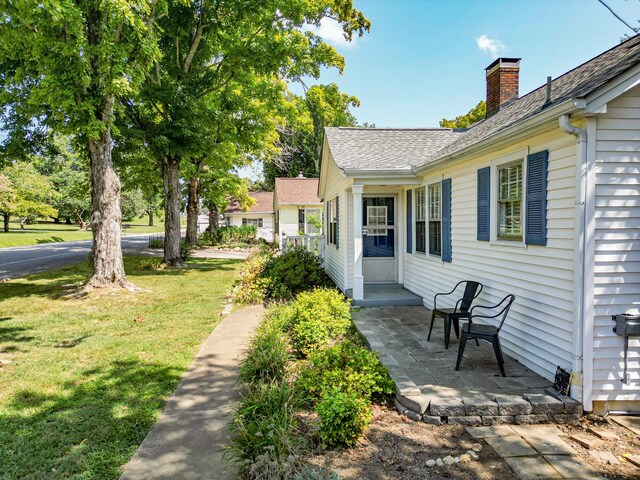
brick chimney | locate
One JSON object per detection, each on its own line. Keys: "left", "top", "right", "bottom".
{"left": 485, "top": 57, "right": 521, "bottom": 118}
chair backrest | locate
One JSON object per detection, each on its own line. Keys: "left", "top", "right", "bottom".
{"left": 470, "top": 294, "right": 515, "bottom": 332}
{"left": 458, "top": 281, "right": 483, "bottom": 312}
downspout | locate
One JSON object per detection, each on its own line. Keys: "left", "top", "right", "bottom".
{"left": 559, "top": 114, "right": 591, "bottom": 410}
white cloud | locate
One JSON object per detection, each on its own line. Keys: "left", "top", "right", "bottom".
{"left": 306, "top": 18, "right": 357, "bottom": 50}
{"left": 476, "top": 34, "right": 505, "bottom": 58}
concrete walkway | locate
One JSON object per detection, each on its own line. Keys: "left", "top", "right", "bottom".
{"left": 120, "top": 305, "right": 263, "bottom": 480}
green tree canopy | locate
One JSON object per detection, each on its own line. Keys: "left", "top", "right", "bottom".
{"left": 439, "top": 100, "right": 486, "bottom": 128}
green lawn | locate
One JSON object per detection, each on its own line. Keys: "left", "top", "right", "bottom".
{"left": 0, "top": 219, "right": 168, "bottom": 248}
{"left": 0, "top": 256, "right": 240, "bottom": 479}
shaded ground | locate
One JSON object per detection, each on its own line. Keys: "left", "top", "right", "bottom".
{"left": 306, "top": 406, "right": 640, "bottom": 479}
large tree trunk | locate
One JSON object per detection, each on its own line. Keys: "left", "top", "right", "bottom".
{"left": 186, "top": 175, "right": 201, "bottom": 245}
{"left": 208, "top": 205, "right": 219, "bottom": 231}
{"left": 147, "top": 209, "right": 154, "bottom": 227}
{"left": 3, "top": 213, "right": 9, "bottom": 232}
{"left": 162, "top": 157, "right": 183, "bottom": 266}
{"left": 86, "top": 128, "right": 134, "bottom": 290}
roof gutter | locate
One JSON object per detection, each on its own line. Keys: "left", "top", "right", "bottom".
{"left": 413, "top": 99, "right": 578, "bottom": 176}
{"left": 343, "top": 168, "right": 416, "bottom": 178}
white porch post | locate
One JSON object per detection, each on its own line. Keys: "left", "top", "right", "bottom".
{"left": 353, "top": 184, "right": 364, "bottom": 301}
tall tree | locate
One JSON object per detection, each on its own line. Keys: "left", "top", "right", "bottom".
{"left": 439, "top": 100, "right": 486, "bottom": 128}
{"left": 124, "top": 0, "right": 370, "bottom": 263}
{"left": 0, "top": 1, "right": 164, "bottom": 289}
{"left": 264, "top": 83, "right": 360, "bottom": 188}
{"left": 0, "top": 162, "right": 58, "bottom": 232}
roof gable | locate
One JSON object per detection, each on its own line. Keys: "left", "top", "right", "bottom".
{"left": 274, "top": 177, "right": 321, "bottom": 205}
{"left": 225, "top": 191, "right": 274, "bottom": 214}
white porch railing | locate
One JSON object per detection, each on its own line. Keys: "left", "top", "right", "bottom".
{"left": 281, "top": 235, "right": 325, "bottom": 257}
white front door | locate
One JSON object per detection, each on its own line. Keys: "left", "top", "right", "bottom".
{"left": 362, "top": 197, "right": 397, "bottom": 283}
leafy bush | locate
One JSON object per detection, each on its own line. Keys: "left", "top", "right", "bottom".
{"left": 232, "top": 248, "right": 272, "bottom": 304}
{"left": 261, "top": 249, "right": 333, "bottom": 301}
{"left": 208, "top": 225, "right": 258, "bottom": 246}
{"left": 295, "top": 341, "right": 395, "bottom": 403}
{"left": 240, "top": 307, "right": 292, "bottom": 385}
{"left": 285, "top": 289, "right": 352, "bottom": 357}
{"left": 316, "top": 390, "right": 372, "bottom": 448}
{"left": 179, "top": 239, "right": 192, "bottom": 261}
{"left": 226, "top": 381, "right": 307, "bottom": 480}
{"left": 148, "top": 238, "right": 164, "bottom": 249}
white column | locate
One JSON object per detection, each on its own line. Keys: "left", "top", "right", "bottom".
{"left": 353, "top": 184, "right": 364, "bottom": 301}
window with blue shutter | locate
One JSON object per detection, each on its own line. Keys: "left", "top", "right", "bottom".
{"left": 442, "top": 178, "right": 452, "bottom": 263}
{"left": 406, "top": 190, "right": 412, "bottom": 253}
{"left": 525, "top": 150, "right": 549, "bottom": 246}
{"left": 477, "top": 167, "right": 491, "bottom": 241}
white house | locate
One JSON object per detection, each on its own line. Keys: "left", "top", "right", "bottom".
{"left": 274, "top": 175, "right": 323, "bottom": 245}
{"left": 224, "top": 191, "right": 275, "bottom": 242}
{"left": 318, "top": 36, "right": 640, "bottom": 414}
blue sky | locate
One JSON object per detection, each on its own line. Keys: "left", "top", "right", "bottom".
{"left": 297, "top": 0, "right": 640, "bottom": 128}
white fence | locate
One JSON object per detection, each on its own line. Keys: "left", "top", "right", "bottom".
{"left": 281, "top": 235, "right": 325, "bottom": 257}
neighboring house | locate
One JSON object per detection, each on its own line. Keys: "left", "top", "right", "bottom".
{"left": 225, "top": 191, "right": 275, "bottom": 242}
{"left": 274, "top": 175, "right": 323, "bottom": 244}
{"left": 319, "top": 35, "right": 640, "bottom": 414}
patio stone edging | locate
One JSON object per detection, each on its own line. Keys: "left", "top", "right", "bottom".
{"left": 395, "top": 388, "right": 583, "bottom": 426}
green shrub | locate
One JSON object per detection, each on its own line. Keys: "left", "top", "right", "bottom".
{"left": 226, "top": 381, "right": 307, "bottom": 479}
{"left": 209, "top": 225, "right": 258, "bottom": 245}
{"left": 295, "top": 340, "right": 395, "bottom": 403}
{"left": 316, "top": 390, "right": 372, "bottom": 448}
{"left": 240, "top": 308, "right": 292, "bottom": 385}
{"left": 137, "top": 258, "right": 166, "bottom": 271}
{"left": 179, "top": 239, "right": 192, "bottom": 261}
{"left": 261, "top": 249, "right": 333, "bottom": 301}
{"left": 286, "top": 289, "right": 352, "bottom": 356}
{"left": 232, "top": 249, "right": 272, "bottom": 304}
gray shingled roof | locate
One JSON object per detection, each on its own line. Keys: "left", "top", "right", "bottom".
{"left": 324, "top": 127, "right": 463, "bottom": 171}
{"left": 427, "top": 34, "right": 640, "bottom": 163}
{"left": 324, "top": 35, "right": 640, "bottom": 173}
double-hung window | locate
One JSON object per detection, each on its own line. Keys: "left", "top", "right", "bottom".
{"left": 327, "top": 199, "right": 338, "bottom": 245}
{"left": 428, "top": 183, "right": 442, "bottom": 256}
{"left": 242, "top": 217, "right": 263, "bottom": 227}
{"left": 415, "top": 187, "right": 426, "bottom": 253}
{"left": 300, "top": 208, "right": 321, "bottom": 235}
{"left": 497, "top": 161, "right": 523, "bottom": 241}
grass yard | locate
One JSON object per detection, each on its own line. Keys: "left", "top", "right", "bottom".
{"left": 0, "top": 219, "right": 169, "bottom": 248}
{"left": 0, "top": 256, "right": 240, "bottom": 479}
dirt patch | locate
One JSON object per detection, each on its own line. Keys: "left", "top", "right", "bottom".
{"left": 304, "top": 405, "right": 513, "bottom": 479}
{"left": 305, "top": 406, "right": 640, "bottom": 479}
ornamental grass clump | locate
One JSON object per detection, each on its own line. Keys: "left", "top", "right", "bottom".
{"left": 225, "top": 381, "right": 307, "bottom": 480}
{"left": 239, "top": 306, "right": 293, "bottom": 385}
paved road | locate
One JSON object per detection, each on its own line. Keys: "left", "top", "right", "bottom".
{"left": 0, "top": 234, "right": 152, "bottom": 281}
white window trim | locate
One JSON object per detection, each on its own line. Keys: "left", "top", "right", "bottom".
{"left": 490, "top": 149, "right": 527, "bottom": 247}
{"left": 427, "top": 181, "right": 442, "bottom": 258}
{"left": 414, "top": 186, "right": 427, "bottom": 255}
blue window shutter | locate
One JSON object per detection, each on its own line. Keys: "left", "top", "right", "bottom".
{"left": 526, "top": 150, "right": 549, "bottom": 246}
{"left": 477, "top": 167, "right": 490, "bottom": 241}
{"left": 442, "top": 179, "right": 452, "bottom": 263}
{"left": 406, "top": 190, "right": 412, "bottom": 253}
{"left": 336, "top": 196, "right": 340, "bottom": 249}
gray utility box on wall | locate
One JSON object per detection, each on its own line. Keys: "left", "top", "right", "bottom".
{"left": 612, "top": 313, "right": 640, "bottom": 385}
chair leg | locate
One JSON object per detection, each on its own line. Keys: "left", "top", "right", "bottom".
{"left": 455, "top": 332, "right": 468, "bottom": 371}
{"left": 428, "top": 311, "right": 436, "bottom": 341}
{"left": 444, "top": 315, "right": 451, "bottom": 349}
{"left": 474, "top": 338, "right": 480, "bottom": 347}
{"left": 492, "top": 335, "right": 506, "bottom": 377}
{"left": 452, "top": 318, "right": 460, "bottom": 338}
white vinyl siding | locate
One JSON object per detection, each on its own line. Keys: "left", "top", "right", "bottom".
{"left": 321, "top": 148, "right": 353, "bottom": 292}
{"left": 403, "top": 131, "right": 577, "bottom": 381}
{"left": 592, "top": 84, "right": 640, "bottom": 401}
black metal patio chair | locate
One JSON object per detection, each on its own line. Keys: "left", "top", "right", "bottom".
{"left": 428, "top": 280, "right": 483, "bottom": 349}
{"left": 455, "top": 294, "right": 516, "bottom": 377}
